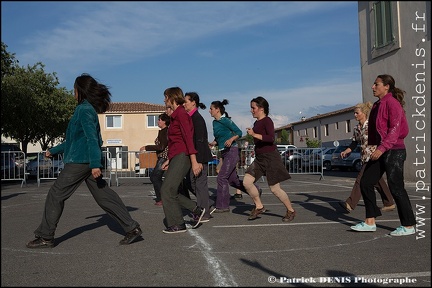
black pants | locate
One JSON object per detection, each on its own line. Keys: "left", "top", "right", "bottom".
{"left": 360, "top": 149, "right": 416, "bottom": 226}
{"left": 150, "top": 157, "right": 167, "bottom": 202}
{"left": 34, "top": 163, "right": 140, "bottom": 239}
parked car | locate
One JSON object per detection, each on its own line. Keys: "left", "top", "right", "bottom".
{"left": 26, "top": 152, "right": 64, "bottom": 177}
{"left": 331, "top": 145, "right": 362, "bottom": 172}
{"left": 276, "top": 144, "right": 297, "bottom": 155}
{"left": 281, "top": 149, "right": 302, "bottom": 172}
{"left": 1, "top": 144, "right": 24, "bottom": 179}
{"left": 301, "top": 147, "right": 336, "bottom": 171}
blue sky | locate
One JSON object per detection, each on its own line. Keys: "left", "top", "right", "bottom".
{"left": 1, "top": 1, "right": 362, "bottom": 133}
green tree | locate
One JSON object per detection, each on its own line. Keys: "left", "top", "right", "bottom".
{"left": 280, "top": 129, "right": 290, "bottom": 144}
{"left": 1, "top": 42, "right": 18, "bottom": 80}
{"left": 306, "top": 138, "right": 321, "bottom": 148}
{"left": 1, "top": 61, "right": 75, "bottom": 153}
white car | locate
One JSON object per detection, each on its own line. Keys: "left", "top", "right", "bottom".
{"left": 276, "top": 144, "right": 297, "bottom": 155}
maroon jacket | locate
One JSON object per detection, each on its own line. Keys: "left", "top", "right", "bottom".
{"left": 167, "top": 105, "right": 197, "bottom": 160}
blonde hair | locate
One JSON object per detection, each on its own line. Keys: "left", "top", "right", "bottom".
{"left": 354, "top": 101, "right": 373, "bottom": 118}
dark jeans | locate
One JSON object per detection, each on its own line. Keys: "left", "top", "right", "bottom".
{"left": 150, "top": 157, "right": 167, "bottom": 202}
{"left": 360, "top": 149, "right": 416, "bottom": 226}
{"left": 34, "top": 163, "right": 140, "bottom": 240}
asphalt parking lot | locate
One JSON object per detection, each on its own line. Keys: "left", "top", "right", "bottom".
{"left": 1, "top": 171, "right": 430, "bottom": 287}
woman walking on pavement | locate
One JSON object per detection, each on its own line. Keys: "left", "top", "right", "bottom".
{"left": 26, "top": 73, "right": 142, "bottom": 248}
{"left": 208, "top": 99, "right": 258, "bottom": 213}
{"left": 140, "top": 112, "right": 170, "bottom": 206}
{"left": 160, "top": 87, "right": 205, "bottom": 233}
{"left": 338, "top": 102, "right": 395, "bottom": 214}
{"left": 181, "top": 92, "right": 214, "bottom": 222}
{"left": 351, "top": 74, "right": 416, "bottom": 236}
{"left": 244, "top": 96, "right": 296, "bottom": 222}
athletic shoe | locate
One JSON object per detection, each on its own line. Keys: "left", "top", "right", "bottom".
{"left": 120, "top": 226, "right": 142, "bottom": 245}
{"left": 26, "top": 237, "right": 54, "bottom": 248}
{"left": 389, "top": 226, "right": 415, "bottom": 236}
{"left": 191, "top": 207, "right": 205, "bottom": 228}
{"left": 163, "top": 224, "right": 187, "bottom": 234}
{"left": 350, "top": 222, "right": 376, "bottom": 232}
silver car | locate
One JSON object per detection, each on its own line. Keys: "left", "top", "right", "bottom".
{"left": 331, "top": 145, "right": 362, "bottom": 172}
{"left": 26, "top": 152, "right": 64, "bottom": 177}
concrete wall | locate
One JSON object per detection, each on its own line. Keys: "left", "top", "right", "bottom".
{"left": 358, "top": 1, "right": 431, "bottom": 184}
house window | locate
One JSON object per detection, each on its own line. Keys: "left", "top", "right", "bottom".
{"left": 335, "top": 122, "right": 339, "bottom": 130}
{"left": 106, "top": 115, "right": 122, "bottom": 128}
{"left": 313, "top": 127, "right": 317, "bottom": 138}
{"left": 370, "top": 1, "right": 401, "bottom": 59}
{"left": 147, "top": 115, "right": 158, "bottom": 128}
{"left": 324, "top": 124, "right": 329, "bottom": 136}
{"left": 346, "top": 120, "right": 351, "bottom": 133}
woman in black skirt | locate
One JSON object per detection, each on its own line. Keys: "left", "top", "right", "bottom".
{"left": 244, "top": 96, "right": 296, "bottom": 222}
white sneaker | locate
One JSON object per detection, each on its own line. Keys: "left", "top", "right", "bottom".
{"left": 390, "top": 226, "right": 415, "bottom": 236}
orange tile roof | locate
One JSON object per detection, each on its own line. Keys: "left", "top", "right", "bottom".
{"left": 107, "top": 102, "right": 165, "bottom": 113}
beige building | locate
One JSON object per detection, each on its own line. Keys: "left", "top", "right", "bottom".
{"left": 97, "top": 102, "right": 166, "bottom": 163}
{"left": 275, "top": 106, "right": 357, "bottom": 148}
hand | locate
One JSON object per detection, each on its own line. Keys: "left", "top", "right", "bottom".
{"left": 92, "top": 168, "right": 102, "bottom": 179}
{"left": 370, "top": 149, "right": 383, "bottom": 161}
{"left": 224, "top": 139, "right": 233, "bottom": 147}
{"left": 192, "top": 163, "right": 202, "bottom": 176}
{"left": 340, "top": 149, "right": 351, "bottom": 159}
{"left": 161, "top": 159, "right": 169, "bottom": 170}
{"left": 45, "top": 150, "right": 52, "bottom": 158}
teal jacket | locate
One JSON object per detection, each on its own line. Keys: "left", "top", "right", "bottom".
{"left": 212, "top": 115, "right": 242, "bottom": 150}
{"left": 50, "top": 100, "right": 103, "bottom": 169}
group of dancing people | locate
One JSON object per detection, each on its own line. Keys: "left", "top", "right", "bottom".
{"left": 141, "top": 88, "right": 297, "bottom": 233}
{"left": 26, "top": 73, "right": 416, "bottom": 249}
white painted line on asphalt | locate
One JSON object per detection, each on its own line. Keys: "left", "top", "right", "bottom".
{"left": 188, "top": 229, "right": 238, "bottom": 287}
{"left": 212, "top": 218, "right": 431, "bottom": 228}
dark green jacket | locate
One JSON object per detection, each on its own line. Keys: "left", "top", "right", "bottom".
{"left": 50, "top": 100, "right": 103, "bottom": 169}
